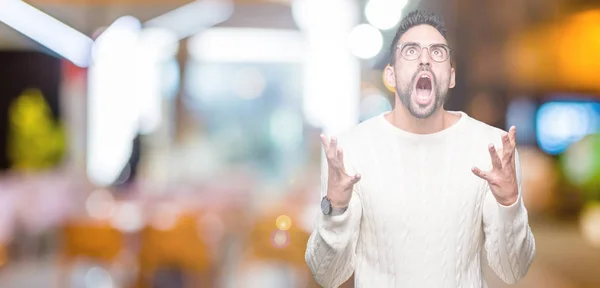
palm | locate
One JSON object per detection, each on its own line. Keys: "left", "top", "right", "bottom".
{"left": 471, "top": 126, "right": 519, "bottom": 205}
{"left": 321, "top": 134, "right": 361, "bottom": 206}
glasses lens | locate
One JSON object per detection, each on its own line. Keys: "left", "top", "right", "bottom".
{"left": 400, "top": 43, "right": 421, "bottom": 60}
{"left": 429, "top": 44, "right": 449, "bottom": 62}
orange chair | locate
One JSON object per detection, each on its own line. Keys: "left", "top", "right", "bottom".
{"left": 59, "top": 221, "right": 126, "bottom": 287}
{"left": 247, "top": 218, "right": 309, "bottom": 265}
{"left": 239, "top": 212, "right": 322, "bottom": 288}
{"left": 136, "top": 213, "right": 213, "bottom": 288}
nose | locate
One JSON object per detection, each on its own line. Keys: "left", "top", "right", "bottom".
{"left": 419, "top": 47, "right": 431, "bottom": 67}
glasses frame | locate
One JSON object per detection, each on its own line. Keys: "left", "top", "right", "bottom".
{"left": 396, "top": 42, "right": 452, "bottom": 63}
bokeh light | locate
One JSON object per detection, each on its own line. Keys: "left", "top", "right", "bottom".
{"left": 109, "top": 202, "right": 144, "bottom": 233}
{"left": 561, "top": 133, "right": 600, "bottom": 193}
{"left": 536, "top": 101, "right": 600, "bottom": 155}
{"left": 84, "top": 266, "right": 114, "bottom": 288}
{"left": 270, "top": 230, "right": 290, "bottom": 249}
{"left": 275, "top": 215, "right": 292, "bottom": 231}
{"left": 85, "top": 189, "right": 116, "bottom": 220}
{"left": 348, "top": 24, "right": 383, "bottom": 59}
{"left": 580, "top": 202, "right": 600, "bottom": 248}
{"left": 151, "top": 202, "right": 180, "bottom": 231}
{"left": 365, "top": 0, "right": 407, "bottom": 30}
{"left": 557, "top": 10, "right": 600, "bottom": 91}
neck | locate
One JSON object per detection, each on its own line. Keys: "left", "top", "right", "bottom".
{"left": 387, "top": 103, "right": 449, "bottom": 134}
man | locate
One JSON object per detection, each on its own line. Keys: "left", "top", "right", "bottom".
{"left": 305, "top": 10, "right": 535, "bottom": 287}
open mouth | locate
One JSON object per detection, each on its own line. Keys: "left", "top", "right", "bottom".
{"left": 415, "top": 74, "right": 433, "bottom": 105}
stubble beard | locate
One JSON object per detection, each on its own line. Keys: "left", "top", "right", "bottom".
{"left": 397, "top": 68, "right": 448, "bottom": 119}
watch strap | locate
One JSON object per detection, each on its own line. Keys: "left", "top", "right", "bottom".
{"left": 322, "top": 196, "right": 348, "bottom": 216}
{"left": 330, "top": 205, "right": 348, "bottom": 216}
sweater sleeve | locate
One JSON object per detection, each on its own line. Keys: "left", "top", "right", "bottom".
{"left": 482, "top": 149, "right": 536, "bottom": 284}
{"left": 305, "top": 140, "right": 362, "bottom": 288}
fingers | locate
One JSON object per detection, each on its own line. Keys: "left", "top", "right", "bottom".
{"left": 488, "top": 144, "right": 502, "bottom": 169}
{"left": 319, "top": 134, "right": 329, "bottom": 150}
{"left": 501, "top": 126, "right": 517, "bottom": 153}
{"left": 321, "top": 134, "right": 338, "bottom": 160}
{"left": 329, "top": 136, "right": 338, "bottom": 157}
{"left": 321, "top": 134, "right": 345, "bottom": 169}
{"left": 320, "top": 134, "right": 358, "bottom": 181}
{"left": 501, "top": 132, "right": 512, "bottom": 153}
{"left": 337, "top": 146, "right": 344, "bottom": 165}
{"left": 471, "top": 166, "right": 490, "bottom": 181}
{"left": 508, "top": 126, "right": 517, "bottom": 146}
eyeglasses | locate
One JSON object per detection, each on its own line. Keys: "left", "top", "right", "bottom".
{"left": 396, "top": 42, "right": 451, "bottom": 63}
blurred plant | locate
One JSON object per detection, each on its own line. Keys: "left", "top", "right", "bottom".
{"left": 560, "top": 133, "right": 600, "bottom": 202}
{"left": 7, "top": 88, "right": 66, "bottom": 171}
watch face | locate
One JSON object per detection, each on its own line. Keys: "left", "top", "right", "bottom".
{"left": 321, "top": 197, "right": 331, "bottom": 215}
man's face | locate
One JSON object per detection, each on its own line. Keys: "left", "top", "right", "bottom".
{"left": 385, "top": 24, "right": 455, "bottom": 119}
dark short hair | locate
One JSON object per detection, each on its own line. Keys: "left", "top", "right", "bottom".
{"left": 389, "top": 10, "right": 448, "bottom": 65}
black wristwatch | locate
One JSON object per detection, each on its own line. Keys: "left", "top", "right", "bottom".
{"left": 321, "top": 196, "right": 348, "bottom": 216}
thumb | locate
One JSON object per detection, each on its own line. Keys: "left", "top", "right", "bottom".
{"left": 349, "top": 173, "right": 361, "bottom": 185}
{"left": 471, "top": 167, "right": 490, "bottom": 182}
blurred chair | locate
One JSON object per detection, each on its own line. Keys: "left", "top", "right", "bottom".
{"left": 247, "top": 217, "right": 308, "bottom": 265}
{"left": 136, "top": 212, "right": 213, "bottom": 288}
{"left": 59, "top": 220, "right": 125, "bottom": 287}
{"left": 239, "top": 211, "right": 321, "bottom": 288}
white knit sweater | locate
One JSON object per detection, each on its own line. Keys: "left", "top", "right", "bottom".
{"left": 305, "top": 111, "right": 536, "bottom": 288}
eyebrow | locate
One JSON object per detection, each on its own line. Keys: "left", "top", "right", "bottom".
{"left": 397, "top": 41, "right": 448, "bottom": 46}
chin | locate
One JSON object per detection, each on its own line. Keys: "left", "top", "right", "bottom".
{"left": 408, "top": 101, "right": 438, "bottom": 119}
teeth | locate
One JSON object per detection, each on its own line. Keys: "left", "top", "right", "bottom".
{"left": 420, "top": 75, "right": 429, "bottom": 79}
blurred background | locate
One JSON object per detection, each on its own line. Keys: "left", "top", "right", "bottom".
{"left": 0, "top": 0, "right": 599, "bottom": 287}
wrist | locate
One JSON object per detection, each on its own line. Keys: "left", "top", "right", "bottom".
{"left": 326, "top": 191, "right": 350, "bottom": 208}
{"left": 496, "top": 193, "right": 518, "bottom": 207}
{"left": 327, "top": 196, "right": 349, "bottom": 208}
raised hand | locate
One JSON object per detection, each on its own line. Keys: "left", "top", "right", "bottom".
{"left": 321, "top": 134, "right": 361, "bottom": 208}
{"left": 471, "top": 126, "right": 519, "bottom": 206}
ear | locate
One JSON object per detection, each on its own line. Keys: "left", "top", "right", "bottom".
{"left": 384, "top": 64, "right": 397, "bottom": 92}
{"left": 449, "top": 66, "right": 456, "bottom": 89}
